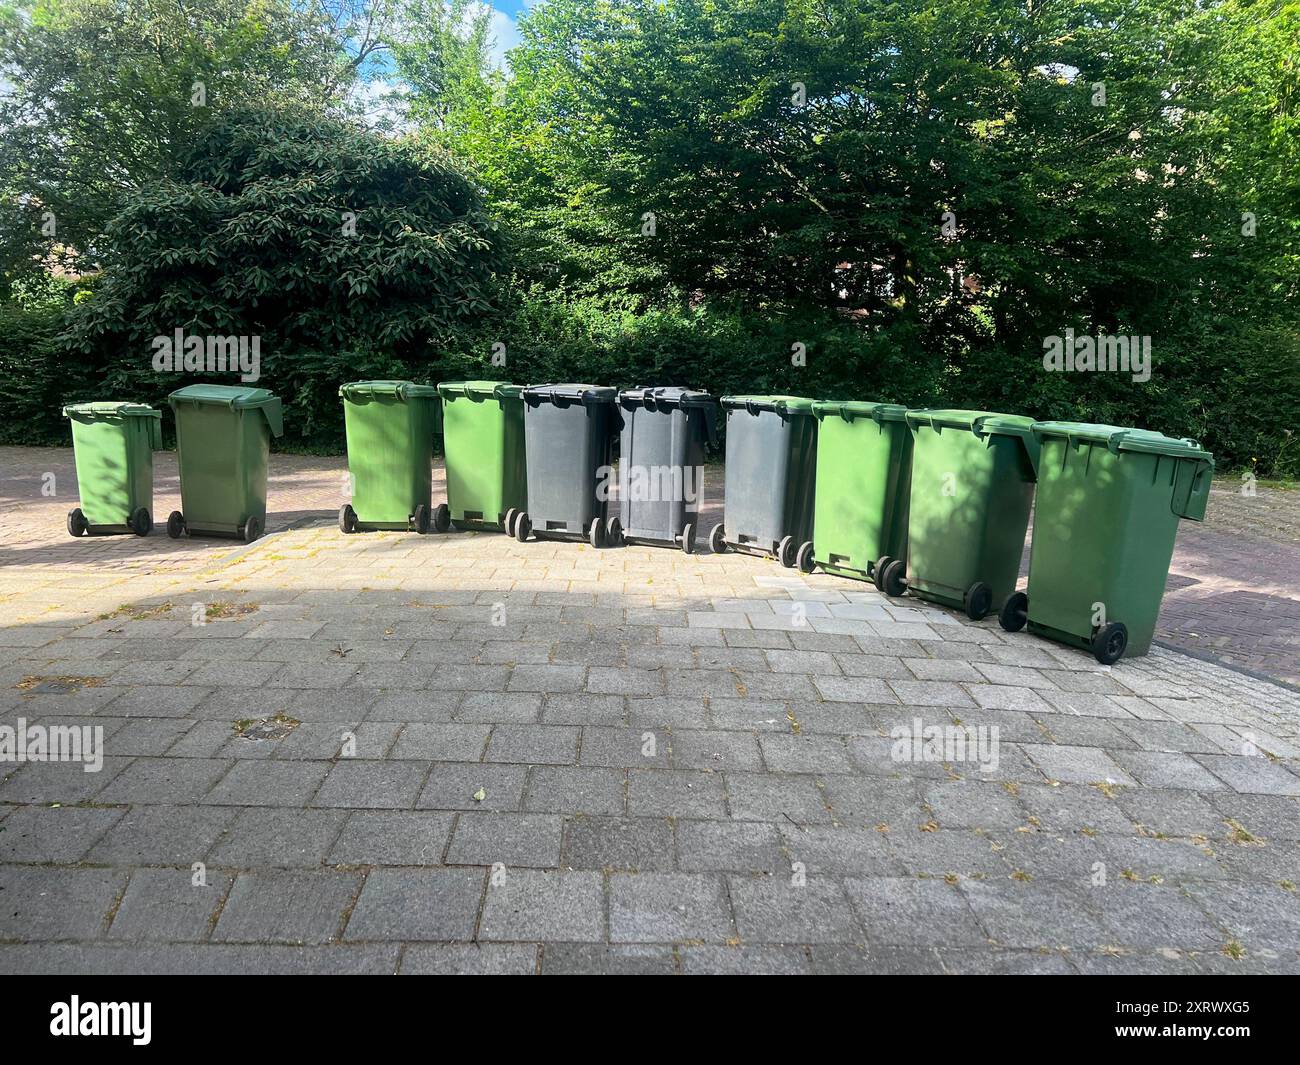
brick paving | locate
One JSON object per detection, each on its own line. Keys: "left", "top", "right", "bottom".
{"left": 0, "top": 445, "right": 1298, "bottom": 974}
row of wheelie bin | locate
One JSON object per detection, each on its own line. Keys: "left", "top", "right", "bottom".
{"left": 60, "top": 379, "right": 1213, "bottom": 664}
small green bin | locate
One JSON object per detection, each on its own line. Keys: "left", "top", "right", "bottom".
{"left": 892, "top": 409, "right": 1039, "bottom": 619}
{"left": 338, "top": 380, "right": 441, "bottom": 534}
{"left": 62, "top": 401, "right": 162, "bottom": 537}
{"left": 436, "top": 381, "right": 527, "bottom": 535}
{"left": 167, "top": 383, "right": 284, "bottom": 542}
{"left": 808, "top": 400, "right": 912, "bottom": 582}
{"left": 1001, "top": 422, "right": 1214, "bottom": 664}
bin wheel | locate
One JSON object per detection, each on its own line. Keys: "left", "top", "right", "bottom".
{"left": 588, "top": 517, "right": 605, "bottom": 549}
{"left": 796, "top": 541, "right": 815, "bottom": 574}
{"left": 881, "top": 558, "right": 907, "bottom": 598}
{"left": 431, "top": 503, "right": 450, "bottom": 533}
{"left": 709, "top": 523, "right": 727, "bottom": 554}
{"left": 873, "top": 555, "right": 894, "bottom": 592}
{"left": 999, "top": 591, "right": 1028, "bottom": 632}
{"left": 514, "top": 512, "right": 532, "bottom": 543}
{"left": 964, "top": 581, "right": 993, "bottom": 621}
{"left": 778, "top": 535, "right": 797, "bottom": 567}
{"left": 67, "top": 508, "right": 88, "bottom": 538}
{"left": 503, "top": 508, "right": 518, "bottom": 536}
{"left": 605, "top": 516, "right": 623, "bottom": 547}
{"left": 1092, "top": 622, "right": 1128, "bottom": 666}
{"left": 129, "top": 507, "right": 152, "bottom": 537}
{"left": 166, "top": 511, "right": 186, "bottom": 539}
{"left": 243, "top": 515, "right": 262, "bottom": 543}
{"left": 339, "top": 504, "right": 357, "bottom": 534}
{"left": 681, "top": 523, "right": 696, "bottom": 554}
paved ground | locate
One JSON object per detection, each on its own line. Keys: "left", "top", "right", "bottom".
{"left": 1, "top": 446, "right": 1299, "bottom": 974}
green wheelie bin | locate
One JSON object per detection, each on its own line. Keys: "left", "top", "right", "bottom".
{"left": 338, "top": 380, "right": 441, "bottom": 534}
{"left": 62, "top": 401, "right": 162, "bottom": 537}
{"left": 1000, "top": 422, "right": 1214, "bottom": 664}
{"left": 804, "top": 400, "right": 912, "bottom": 581}
{"left": 884, "top": 410, "right": 1039, "bottom": 619}
{"left": 166, "top": 384, "right": 283, "bottom": 542}
{"left": 436, "top": 381, "right": 527, "bottom": 536}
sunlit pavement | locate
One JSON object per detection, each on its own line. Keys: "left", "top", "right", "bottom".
{"left": 1, "top": 446, "right": 1298, "bottom": 974}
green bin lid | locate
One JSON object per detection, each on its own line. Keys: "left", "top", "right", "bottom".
{"left": 1032, "top": 421, "right": 1213, "bottom": 462}
{"left": 720, "top": 395, "right": 816, "bottom": 415}
{"left": 437, "top": 380, "right": 524, "bottom": 400}
{"left": 617, "top": 386, "right": 715, "bottom": 408}
{"left": 62, "top": 401, "right": 161, "bottom": 420}
{"left": 907, "top": 409, "right": 1035, "bottom": 437}
{"left": 169, "top": 383, "right": 283, "bottom": 437}
{"left": 522, "top": 384, "right": 617, "bottom": 404}
{"left": 812, "top": 400, "right": 909, "bottom": 423}
{"left": 339, "top": 380, "right": 440, "bottom": 400}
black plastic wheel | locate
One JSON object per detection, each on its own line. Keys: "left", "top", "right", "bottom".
{"left": 1092, "top": 621, "right": 1128, "bottom": 665}
{"left": 129, "top": 507, "right": 152, "bottom": 537}
{"left": 432, "top": 502, "right": 450, "bottom": 533}
{"left": 338, "top": 504, "right": 357, "bottom": 534}
{"left": 999, "top": 591, "right": 1029, "bottom": 633}
{"left": 873, "top": 555, "right": 894, "bottom": 592}
{"left": 778, "top": 535, "right": 797, "bottom": 567}
{"left": 166, "top": 510, "right": 186, "bottom": 539}
{"left": 709, "top": 523, "right": 727, "bottom": 554}
{"left": 881, "top": 557, "right": 907, "bottom": 597}
{"left": 503, "top": 508, "right": 518, "bottom": 536}
{"left": 964, "top": 581, "right": 994, "bottom": 621}
{"left": 681, "top": 523, "right": 696, "bottom": 554}
{"left": 605, "top": 515, "right": 623, "bottom": 547}
{"left": 67, "top": 508, "right": 88, "bottom": 538}
{"left": 514, "top": 512, "right": 532, "bottom": 543}
{"left": 796, "top": 540, "right": 815, "bottom": 574}
{"left": 243, "top": 515, "right": 262, "bottom": 543}
{"left": 588, "top": 517, "right": 605, "bottom": 549}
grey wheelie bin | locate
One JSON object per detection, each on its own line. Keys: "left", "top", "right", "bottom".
{"left": 166, "top": 383, "right": 284, "bottom": 542}
{"left": 616, "top": 386, "right": 718, "bottom": 553}
{"left": 517, "top": 384, "right": 619, "bottom": 546}
{"left": 709, "top": 395, "right": 817, "bottom": 566}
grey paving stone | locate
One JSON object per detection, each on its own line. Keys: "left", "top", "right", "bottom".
{"left": 203, "top": 760, "right": 329, "bottom": 807}
{"left": 0, "top": 865, "right": 126, "bottom": 939}
{"left": 579, "top": 726, "right": 671, "bottom": 769}
{"left": 400, "top": 943, "right": 538, "bottom": 974}
{"left": 508, "top": 664, "right": 586, "bottom": 694}
{"left": 677, "top": 820, "right": 785, "bottom": 874}
{"left": 995, "top": 832, "right": 1106, "bottom": 883}
{"left": 1098, "top": 836, "right": 1226, "bottom": 883}
{"left": 541, "top": 693, "right": 627, "bottom": 726}
{"left": 959, "top": 879, "right": 1112, "bottom": 949}
{"left": 727, "top": 876, "right": 861, "bottom": 944}
{"left": 1183, "top": 882, "right": 1300, "bottom": 951}
{"left": 99, "top": 757, "right": 234, "bottom": 804}
{"left": 680, "top": 944, "right": 810, "bottom": 974}
{"left": 479, "top": 870, "right": 605, "bottom": 942}
{"left": 208, "top": 808, "right": 347, "bottom": 867}
{"left": 779, "top": 825, "right": 903, "bottom": 877}
{"left": 327, "top": 810, "right": 455, "bottom": 866}
{"left": 1112, "top": 719, "right": 1231, "bottom": 754}
{"left": 1114, "top": 789, "right": 1230, "bottom": 839}
{"left": 106, "top": 717, "right": 197, "bottom": 756}
{"left": 86, "top": 805, "right": 237, "bottom": 865}
{"left": 453, "top": 690, "right": 540, "bottom": 723}
{"left": 100, "top": 685, "right": 211, "bottom": 718}
{"left": 214, "top": 870, "right": 362, "bottom": 944}
{"left": 887, "top": 827, "right": 1011, "bottom": 878}
{"left": 1194, "top": 754, "right": 1300, "bottom": 795}
{"left": 626, "top": 696, "right": 710, "bottom": 728}
{"left": 1107, "top": 749, "right": 1229, "bottom": 791}
{"left": 541, "top": 943, "right": 676, "bottom": 974}
{"left": 670, "top": 729, "right": 763, "bottom": 772}
{"left": 758, "top": 733, "right": 853, "bottom": 775}
{"left": 344, "top": 868, "right": 483, "bottom": 941}
{"left": 485, "top": 724, "right": 580, "bottom": 765}
{"left": 628, "top": 769, "right": 727, "bottom": 818}
{"left": 725, "top": 772, "right": 831, "bottom": 824}
{"left": 418, "top": 763, "right": 528, "bottom": 812}
{"left": 108, "top": 868, "right": 233, "bottom": 941}
{"left": 1031, "top": 713, "right": 1130, "bottom": 748}
{"left": 965, "top": 684, "right": 1055, "bottom": 713}
{"left": 1014, "top": 782, "right": 1135, "bottom": 835}
{"left": 843, "top": 876, "right": 987, "bottom": 946}
{"left": 707, "top": 697, "right": 792, "bottom": 731}
{"left": 1021, "top": 743, "right": 1138, "bottom": 786}
{"left": 587, "top": 667, "right": 663, "bottom": 697}
{"left": 888, "top": 680, "right": 976, "bottom": 707}
{"left": 563, "top": 816, "right": 675, "bottom": 871}
{"left": 447, "top": 812, "right": 563, "bottom": 868}
{"left": 390, "top": 723, "right": 490, "bottom": 761}
{"left": 0, "top": 942, "right": 401, "bottom": 975}
{"left": 0, "top": 805, "right": 125, "bottom": 863}
{"left": 1069, "top": 950, "right": 1200, "bottom": 975}
{"left": 937, "top": 947, "right": 1076, "bottom": 974}
{"left": 922, "top": 780, "right": 1030, "bottom": 830}
{"left": 609, "top": 872, "right": 735, "bottom": 943}
{"left": 812, "top": 676, "right": 895, "bottom": 703}
{"left": 1206, "top": 793, "right": 1300, "bottom": 841}
{"left": 1091, "top": 881, "right": 1225, "bottom": 950}
{"left": 367, "top": 690, "right": 461, "bottom": 722}
{"left": 811, "top": 944, "right": 947, "bottom": 974}
{"left": 523, "top": 765, "right": 625, "bottom": 816}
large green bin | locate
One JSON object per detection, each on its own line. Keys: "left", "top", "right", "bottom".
{"left": 166, "top": 383, "right": 284, "bottom": 542}
{"left": 807, "top": 400, "right": 912, "bottom": 581}
{"left": 62, "top": 401, "right": 162, "bottom": 537}
{"left": 338, "top": 380, "right": 441, "bottom": 534}
{"left": 436, "top": 381, "right": 527, "bottom": 535}
{"left": 1001, "top": 422, "right": 1214, "bottom": 664}
{"left": 890, "top": 409, "right": 1039, "bottom": 619}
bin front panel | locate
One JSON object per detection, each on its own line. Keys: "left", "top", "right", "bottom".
{"left": 1027, "top": 438, "right": 1184, "bottom": 656}
{"left": 907, "top": 425, "right": 1034, "bottom": 608}
{"left": 722, "top": 407, "right": 817, "bottom": 552}
{"left": 69, "top": 415, "right": 154, "bottom": 527}
{"left": 442, "top": 391, "right": 527, "bottom": 524}
{"left": 812, "top": 413, "right": 912, "bottom": 577}
{"left": 523, "top": 399, "right": 615, "bottom": 533}
{"left": 343, "top": 393, "right": 436, "bottom": 525}
{"left": 618, "top": 404, "right": 707, "bottom": 541}
{"left": 175, "top": 404, "right": 270, "bottom": 534}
